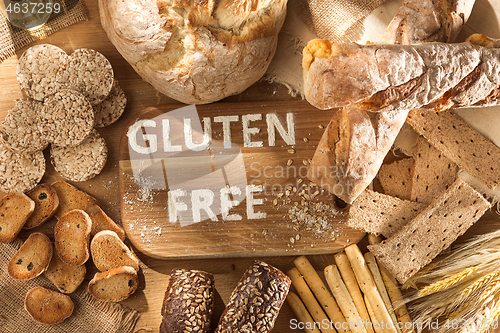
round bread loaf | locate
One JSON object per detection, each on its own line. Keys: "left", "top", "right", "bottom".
{"left": 98, "top": 0, "right": 287, "bottom": 104}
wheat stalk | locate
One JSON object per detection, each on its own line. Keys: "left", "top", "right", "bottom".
{"left": 418, "top": 266, "right": 478, "bottom": 296}
{"left": 460, "top": 272, "right": 500, "bottom": 299}
{"left": 477, "top": 278, "right": 500, "bottom": 305}
{"left": 477, "top": 301, "right": 500, "bottom": 333}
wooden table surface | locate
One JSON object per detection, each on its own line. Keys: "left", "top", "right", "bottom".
{"left": 2, "top": 1, "right": 500, "bottom": 333}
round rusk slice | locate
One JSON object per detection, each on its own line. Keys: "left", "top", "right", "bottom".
{"left": 59, "top": 48, "right": 114, "bottom": 105}
{"left": 0, "top": 140, "right": 45, "bottom": 193}
{"left": 50, "top": 129, "right": 108, "bottom": 182}
{"left": 0, "top": 98, "right": 48, "bottom": 153}
{"left": 93, "top": 80, "right": 127, "bottom": 127}
{"left": 16, "top": 44, "right": 68, "bottom": 101}
{"left": 38, "top": 89, "right": 94, "bottom": 147}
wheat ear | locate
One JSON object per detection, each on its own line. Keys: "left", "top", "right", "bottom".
{"left": 477, "top": 301, "right": 500, "bottom": 333}
{"left": 418, "top": 266, "right": 478, "bottom": 296}
{"left": 460, "top": 271, "right": 500, "bottom": 299}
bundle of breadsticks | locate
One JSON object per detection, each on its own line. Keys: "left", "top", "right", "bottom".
{"left": 287, "top": 241, "right": 412, "bottom": 333}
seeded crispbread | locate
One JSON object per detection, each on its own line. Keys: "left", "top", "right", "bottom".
{"left": 91, "top": 230, "right": 139, "bottom": 272}
{"left": 0, "top": 192, "right": 35, "bottom": 243}
{"left": 347, "top": 189, "right": 426, "bottom": 238}
{"left": 54, "top": 209, "right": 92, "bottom": 266}
{"left": 24, "top": 184, "right": 59, "bottom": 229}
{"left": 85, "top": 204, "right": 125, "bottom": 241}
{"left": 88, "top": 266, "right": 139, "bottom": 302}
{"left": 0, "top": 140, "right": 45, "bottom": 193}
{"left": 93, "top": 80, "right": 127, "bottom": 127}
{"left": 51, "top": 181, "right": 98, "bottom": 219}
{"left": 16, "top": 44, "right": 68, "bottom": 101}
{"left": 44, "top": 248, "right": 86, "bottom": 294}
{"left": 406, "top": 109, "right": 500, "bottom": 190}
{"left": 59, "top": 48, "right": 114, "bottom": 105}
{"left": 25, "top": 286, "right": 74, "bottom": 325}
{"left": 368, "top": 178, "right": 490, "bottom": 284}
{"left": 38, "top": 89, "right": 94, "bottom": 148}
{"left": 411, "top": 136, "right": 458, "bottom": 204}
{"left": 378, "top": 157, "right": 415, "bottom": 200}
{"left": 50, "top": 129, "right": 108, "bottom": 182}
{"left": 8, "top": 232, "right": 52, "bottom": 280}
{"left": 0, "top": 98, "right": 48, "bottom": 153}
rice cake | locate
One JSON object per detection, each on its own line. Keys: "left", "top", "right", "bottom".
{"left": 378, "top": 157, "right": 415, "bottom": 200}
{"left": 411, "top": 136, "right": 458, "bottom": 204}
{"left": 38, "top": 89, "right": 94, "bottom": 147}
{"left": 59, "top": 48, "right": 114, "bottom": 105}
{"left": 16, "top": 44, "right": 68, "bottom": 101}
{"left": 368, "top": 178, "right": 490, "bottom": 284}
{"left": 0, "top": 99, "right": 48, "bottom": 153}
{"left": 347, "top": 189, "right": 426, "bottom": 238}
{"left": 406, "top": 109, "right": 500, "bottom": 190}
{"left": 93, "top": 80, "right": 127, "bottom": 127}
{"left": 0, "top": 140, "right": 45, "bottom": 193}
{"left": 50, "top": 129, "right": 107, "bottom": 182}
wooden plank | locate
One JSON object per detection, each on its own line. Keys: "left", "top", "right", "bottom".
{"left": 119, "top": 102, "right": 365, "bottom": 259}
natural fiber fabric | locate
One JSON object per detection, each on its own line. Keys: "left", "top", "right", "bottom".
{"left": 0, "top": 239, "right": 140, "bottom": 333}
{"left": 0, "top": 0, "right": 88, "bottom": 63}
{"left": 265, "top": 0, "right": 386, "bottom": 97}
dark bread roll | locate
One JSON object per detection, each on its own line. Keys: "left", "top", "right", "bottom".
{"left": 214, "top": 260, "right": 291, "bottom": 333}
{"left": 160, "top": 269, "right": 215, "bottom": 333}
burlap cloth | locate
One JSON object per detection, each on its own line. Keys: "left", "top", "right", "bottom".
{"left": 0, "top": 0, "right": 88, "bottom": 63}
{"left": 0, "top": 239, "right": 140, "bottom": 333}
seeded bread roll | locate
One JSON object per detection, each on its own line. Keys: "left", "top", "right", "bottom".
{"left": 99, "top": 0, "right": 287, "bottom": 104}
{"left": 88, "top": 265, "right": 139, "bottom": 302}
{"left": 91, "top": 230, "right": 139, "bottom": 272}
{"left": 24, "top": 184, "right": 59, "bottom": 229}
{"left": 0, "top": 192, "right": 35, "bottom": 243}
{"left": 8, "top": 232, "right": 52, "bottom": 280}
{"left": 54, "top": 209, "right": 92, "bottom": 266}
{"left": 214, "top": 260, "right": 291, "bottom": 333}
{"left": 160, "top": 269, "right": 215, "bottom": 333}
{"left": 25, "top": 286, "right": 74, "bottom": 325}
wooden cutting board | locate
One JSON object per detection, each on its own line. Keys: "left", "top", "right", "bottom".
{"left": 119, "top": 100, "right": 365, "bottom": 259}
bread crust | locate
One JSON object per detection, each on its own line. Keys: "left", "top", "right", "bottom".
{"left": 98, "top": 0, "right": 287, "bottom": 104}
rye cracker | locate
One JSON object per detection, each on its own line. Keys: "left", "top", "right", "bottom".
{"left": 406, "top": 109, "right": 500, "bottom": 190}
{"left": 50, "top": 129, "right": 107, "bottom": 182}
{"left": 378, "top": 157, "right": 415, "bottom": 200}
{"left": 0, "top": 99, "right": 48, "bottom": 153}
{"left": 59, "top": 48, "right": 114, "bottom": 105}
{"left": 16, "top": 44, "right": 68, "bottom": 101}
{"left": 411, "top": 136, "right": 458, "bottom": 204}
{"left": 0, "top": 140, "right": 45, "bottom": 193}
{"left": 368, "top": 178, "right": 490, "bottom": 284}
{"left": 93, "top": 80, "right": 127, "bottom": 127}
{"left": 347, "top": 189, "right": 425, "bottom": 238}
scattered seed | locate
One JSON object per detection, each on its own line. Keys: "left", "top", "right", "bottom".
{"left": 287, "top": 159, "right": 293, "bottom": 166}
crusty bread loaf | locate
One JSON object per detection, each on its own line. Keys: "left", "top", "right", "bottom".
{"left": 8, "top": 232, "right": 52, "bottom": 280}
{"left": 54, "top": 209, "right": 92, "bottom": 266}
{"left": 88, "top": 266, "right": 139, "bottom": 302}
{"left": 0, "top": 192, "right": 35, "bottom": 243}
{"left": 24, "top": 183, "right": 59, "bottom": 229}
{"left": 91, "top": 230, "right": 139, "bottom": 272}
{"left": 160, "top": 269, "right": 215, "bottom": 333}
{"left": 98, "top": 0, "right": 287, "bottom": 104}
{"left": 85, "top": 204, "right": 125, "bottom": 241}
{"left": 214, "top": 260, "right": 291, "bottom": 333}
{"left": 44, "top": 248, "right": 86, "bottom": 294}
{"left": 52, "top": 180, "right": 98, "bottom": 219}
{"left": 25, "top": 286, "right": 74, "bottom": 325}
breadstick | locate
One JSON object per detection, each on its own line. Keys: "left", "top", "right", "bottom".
{"left": 365, "top": 294, "right": 383, "bottom": 333}
{"left": 288, "top": 267, "right": 336, "bottom": 333}
{"left": 335, "top": 253, "right": 374, "bottom": 333}
{"left": 325, "top": 264, "right": 368, "bottom": 333}
{"left": 368, "top": 233, "right": 413, "bottom": 332}
{"left": 287, "top": 291, "right": 322, "bottom": 333}
{"left": 294, "top": 256, "right": 350, "bottom": 333}
{"left": 364, "top": 252, "right": 400, "bottom": 333}
{"left": 345, "top": 244, "right": 398, "bottom": 333}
